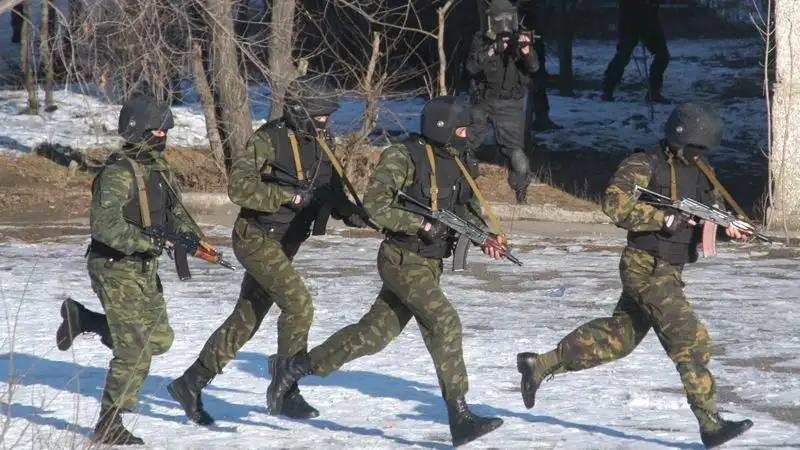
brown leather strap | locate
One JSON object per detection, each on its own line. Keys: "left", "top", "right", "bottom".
{"left": 424, "top": 145, "right": 439, "bottom": 211}
{"left": 126, "top": 158, "right": 152, "bottom": 228}
{"left": 453, "top": 156, "right": 506, "bottom": 239}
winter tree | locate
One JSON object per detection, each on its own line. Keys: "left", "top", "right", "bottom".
{"left": 767, "top": 0, "right": 800, "bottom": 232}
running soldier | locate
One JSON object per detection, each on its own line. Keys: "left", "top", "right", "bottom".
{"left": 516, "top": 102, "right": 753, "bottom": 449}
{"left": 167, "top": 75, "right": 368, "bottom": 425}
{"left": 266, "top": 95, "right": 508, "bottom": 447}
{"left": 55, "top": 95, "right": 205, "bottom": 445}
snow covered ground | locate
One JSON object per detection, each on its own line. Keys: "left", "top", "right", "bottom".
{"left": 0, "top": 37, "right": 767, "bottom": 173}
{"left": 1, "top": 227, "right": 798, "bottom": 449}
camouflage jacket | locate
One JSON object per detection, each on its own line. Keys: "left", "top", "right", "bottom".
{"left": 362, "top": 143, "right": 487, "bottom": 234}
{"left": 227, "top": 129, "right": 296, "bottom": 213}
{"left": 90, "top": 149, "right": 200, "bottom": 256}
{"left": 602, "top": 148, "right": 724, "bottom": 232}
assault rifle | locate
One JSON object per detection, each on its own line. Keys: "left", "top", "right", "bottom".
{"left": 143, "top": 225, "right": 237, "bottom": 281}
{"left": 634, "top": 185, "right": 772, "bottom": 243}
{"left": 394, "top": 190, "right": 523, "bottom": 270}
{"left": 261, "top": 171, "right": 379, "bottom": 233}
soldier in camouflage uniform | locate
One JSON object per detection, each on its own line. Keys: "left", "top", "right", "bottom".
{"left": 53, "top": 95, "right": 202, "bottom": 445}
{"left": 167, "top": 75, "right": 368, "bottom": 425}
{"left": 516, "top": 102, "right": 753, "bottom": 449}
{"left": 267, "top": 95, "right": 508, "bottom": 448}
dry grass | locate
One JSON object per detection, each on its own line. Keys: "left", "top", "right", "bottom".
{"left": 0, "top": 142, "right": 602, "bottom": 226}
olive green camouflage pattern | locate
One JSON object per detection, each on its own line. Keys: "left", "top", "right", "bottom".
{"left": 602, "top": 150, "right": 725, "bottom": 230}
{"left": 88, "top": 251, "right": 174, "bottom": 410}
{"left": 539, "top": 248, "right": 716, "bottom": 414}
{"left": 91, "top": 152, "right": 200, "bottom": 254}
{"left": 198, "top": 218, "right": 313, "bottom": 372}
{"left": 308, "top": 241, "right": 468, "bottom": 400}
{"left": 89, "top": 148, "right": 199, "bottom": 412}
{"left": 529, "top": 151, "right": 721, "bottom": 425}
{"left": 362, "top": 144, "right": 487, "bottom": 232}
{"left": 227, "top": 130, "right": 295, "bottom": 213}
{"left": 305, "top": 142, "right": 486, "bottom": 401}
{"left": 195, "top": 127, "right": 321, "bottom": 373}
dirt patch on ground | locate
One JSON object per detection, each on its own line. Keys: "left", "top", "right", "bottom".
{"left": 0, "top": 144, "right": 600, "bottom": 227}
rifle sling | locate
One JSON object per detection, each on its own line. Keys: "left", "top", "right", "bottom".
{"left": 424, "top": 145, "right": 439, "bottom": 211}
{"left": 453, "top": 156, "right": 507, "bottom": 239}
{"left": 694, "top": 157, "right": 752, "bottom": 223}
{"left": 126, "top": 157, "right": 152, "bottom": 228}
{"left": 287, "top": 131, "right": 305, "bottom": 181}
{"left": 313, "top": 136, "right": 366, "bottom": 208}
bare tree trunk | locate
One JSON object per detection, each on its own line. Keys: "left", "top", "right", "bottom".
{"left": 353, "top": 32, "right": 383, "bottom": 145}
{"left": 267, "top": 0, "right": 296, "bottom": 121}
{"left": 40, "top": 0, "right": 55, "bottom": 111}
{"left": 21, "top": 1, "right": 38, "bottom": 114}
{"left": 0, "top": 0, "right": 25, "bottom": 16}
{"left": 192, "top": 42, "right": 227, "bottom": 177}
{"left": 556, "top": 0, "right": 574, "bottom": 96}
{"left": 206, "top": 0, "right": 252, "bottom": 164}
{"left": 767, "top": 0, "right": 800, "bottom": 232}
{"left": 437, "top": 0, "right": 455, "bottom": 96}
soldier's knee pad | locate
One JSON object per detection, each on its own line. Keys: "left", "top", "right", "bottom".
{"left": 508, "top": 148, "right": 530, "bottom": 174}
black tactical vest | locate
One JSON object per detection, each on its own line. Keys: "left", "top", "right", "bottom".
{"left": 470, "top": 35, "right": 530, "bottom": 101}
{"left": 89, "top": 153, "right": 172, "bottom": 260}
{"left": 626, "top": 144, "right": 716, "bottom": 265}
{"left": 387, "top": 136, "right": 475, "bottom": 259}
{"left": 240, "top": 121, "right": 335, "bottom": 237}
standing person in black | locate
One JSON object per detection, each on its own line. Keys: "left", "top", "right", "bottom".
{"left": 466, "top": 0, "right": 540, "bottom": 204}
{"left": 518, "top": 0, "right": 562, "bottom": 131}
{"left": 602, "top": 0, "right": 670, "bottom": 103}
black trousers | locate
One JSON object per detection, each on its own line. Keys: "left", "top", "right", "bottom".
{"left": 467, "top": 97, "right": 531, "bottom": 191}
{"left": 603, "top": 14, "right": 670, "bottom": 94}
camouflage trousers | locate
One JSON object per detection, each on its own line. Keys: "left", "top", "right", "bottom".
{"left": 307, "top": 241, "right": 469, "bottom": 401}
{"left": 88, "top": 256, "right": 174, "bottom": 411}
{"left": 547, "top": 247, "right": 716, "bottom": 415}
{"left": 198, "top": 218, "right": 312, "bottom": 374}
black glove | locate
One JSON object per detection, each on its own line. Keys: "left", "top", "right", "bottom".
{"left": 343, "top": 213, "right": 368, "bottom": 229}
{"left": 144, "top": 233, "right": 166, "bottom": 257}
{"left": 662, "top": 213, "right": 692, "bottom": 236}
{"left": 287, "top": 190, "right": 313, "bottom": 211}
{"left": 418, "top": 219, "right": 449, "bottom": 244}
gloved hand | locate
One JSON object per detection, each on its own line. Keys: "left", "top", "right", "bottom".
{"left": 662, "top": 213, "right": 696, "bottom": 236}
{"left": 343, "top": 213, "right": 368, "bottom": 229}
{"left": 418, "top": 219, "right": 449, "bottom": 244}
{"left": 144, "top": 233, "right": 167, "bottom": 257}
{"left": 287, "top": 190, "right": 313, "bottom": 211}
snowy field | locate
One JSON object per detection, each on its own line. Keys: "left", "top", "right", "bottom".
{"left": 1, "top": 227, "right": 799, "bottom": 449}
{"left": 0, "top": 37, "right": 768, "bottom": 173}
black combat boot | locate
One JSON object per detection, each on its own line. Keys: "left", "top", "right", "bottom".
{"left": 517, "top": 352, "right": 540, "bottom": 408}
{"left": 56, "top": 298, "right": 113, "bottom": 351}
{"left": 168, "top": 359, "right": 216, "bottom": 425}
{"left": 91, "top": 407, "right": 144, "bottom": 446}
{"left": 266, "top": 354, "right": 315, "bottom": 416}
{"left": 515, "top": 187, "right": 528, "bottom": 205}
{"left": 446, "top": 397, "right": 503, "bottom": 447}
{"left": 280, "top": 384, "right": 320, "bottom": 419}
{"left": 697, "top": 409, "right": 754, "bottom": 449}
{"left": 517, "top": 352, "right": 563, "bottom": 409}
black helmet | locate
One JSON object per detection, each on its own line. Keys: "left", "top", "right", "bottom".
{"left": 118, "top": 95, "right": 174, "bottom": 142}
{"left": 284, "top": 75, "right": 340, "bottom": 135}
{"left": 664, "top": 102, "right": 724, "bottom": 149}
{"left": 420, "top": 96, "right": 473, "bottom": 147}
{"left": 486, "top": 0, "right": 517, "bottom": 37}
